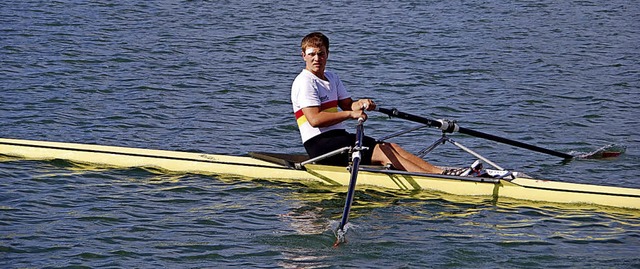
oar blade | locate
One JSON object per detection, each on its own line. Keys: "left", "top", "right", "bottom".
{"left": 573, "top": 144, "right": 626, "bottom": 159}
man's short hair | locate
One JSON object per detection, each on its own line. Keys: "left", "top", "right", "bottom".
{"left": 301, "top": 32, "right": 329, "bottom": 52}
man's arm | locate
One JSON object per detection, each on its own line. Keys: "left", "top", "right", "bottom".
{"left": 302, "top": 98, "right": 376, "bottom": 128}
{"left": 301, "top": 105, "right": 363, "bottom": 128}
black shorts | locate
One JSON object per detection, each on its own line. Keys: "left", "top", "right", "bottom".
{"left": 303, "top": 129, "right": 378, "bottom": 166}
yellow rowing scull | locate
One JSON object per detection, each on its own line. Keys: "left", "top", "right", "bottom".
{"left": 1, "top": 137, "right": 639, "bottom": 210}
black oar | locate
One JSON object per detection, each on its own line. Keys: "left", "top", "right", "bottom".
{"left": 334, "top": 118, "right": 366, "bottom": 247}
{"left": 375, "top": 107, "right": 575, "bottom": 160}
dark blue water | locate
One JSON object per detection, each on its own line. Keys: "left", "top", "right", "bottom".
{"left": 2, "top": 1, "right": 639, "bottom": 268}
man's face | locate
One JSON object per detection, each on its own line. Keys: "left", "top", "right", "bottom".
{"left": 302, "top": 46, "right": 328, "bottom": 76}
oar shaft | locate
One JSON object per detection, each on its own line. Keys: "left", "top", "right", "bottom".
{"left": 376, "top": 107, "right": 573, "bottom": 159}
{"left": 457, "top": 127, "right": 573, "bottom": 159}
{"left": 338, "top": 121, "right": 364, "bottom": 231}
{"left": 338, "top": 155, "right": 360, "bottom": 230}
{"left": 336, "top": 119, "right": 365, "bottom": 243}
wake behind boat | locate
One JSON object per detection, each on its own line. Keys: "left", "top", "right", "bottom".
{"left": 1, "top": 136, "right": 639, "bottom": 210}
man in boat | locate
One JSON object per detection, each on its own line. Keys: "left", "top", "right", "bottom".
{"left": 291, "top": 32, "right": 444, "bottom": 174}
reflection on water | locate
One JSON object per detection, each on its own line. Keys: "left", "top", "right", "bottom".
{"left": 273, "top": 181, "right": 640, "bottom": 257}
{"left": 2, "top": 159, "right": 639, "bottom": 268}
{"left": 311, "top": 187, "right": 639, "bottom": 267}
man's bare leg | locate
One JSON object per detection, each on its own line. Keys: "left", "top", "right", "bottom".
{"left": 371, "top": 143, "right": 443, "bottom": 174}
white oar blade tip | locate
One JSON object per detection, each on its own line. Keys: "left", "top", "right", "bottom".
{"left": 574, "top": 144, "right": 626, "bottom": 159}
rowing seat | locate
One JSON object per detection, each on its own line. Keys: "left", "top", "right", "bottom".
{"left": 249, "top": 152, "right": 310, "bottom": 169}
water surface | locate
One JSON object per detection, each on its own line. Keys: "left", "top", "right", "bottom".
{"left": 1, "top": 0, "right": 639, "bottom": 268}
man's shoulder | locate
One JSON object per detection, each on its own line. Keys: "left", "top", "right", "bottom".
{"left": 292, "top": 70, "right": 316, "bottom": 95}
{"left": 293, "top": 69, "right": 314, "bottom": 83}
{"left": 324, "top": 70, "right": 339, "bottom": 80}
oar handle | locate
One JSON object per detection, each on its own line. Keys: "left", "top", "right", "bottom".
{"left": 375, "top": 107, "right": 573, "bottom": 160}
{"left": 375, "top": 107, "right": 459, "bottom": 133}
{"left": 376, "top": 107, "right": 441, "bottom": 128}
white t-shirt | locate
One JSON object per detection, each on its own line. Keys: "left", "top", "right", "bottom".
{"left": 291, "top": 69, "right": 351, "bottom": 143}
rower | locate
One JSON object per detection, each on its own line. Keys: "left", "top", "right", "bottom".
{"left": 291, "top": 32, "right": 443, "bottom": 174}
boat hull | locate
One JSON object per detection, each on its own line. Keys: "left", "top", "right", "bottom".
{"left": 0, "top": 138, "right": 317, "bottom": 181}
{"left": 2, "top": 138, "right": 639, "bottom": 210}
{"left": 304, "top": 164, "right": 640, "bottom": 210}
